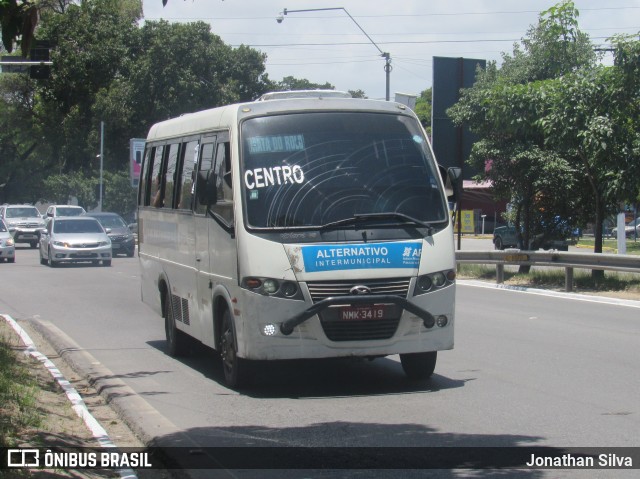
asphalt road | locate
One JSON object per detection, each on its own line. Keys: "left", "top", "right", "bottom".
{"left": 1, "top": 245, "right": 639, "bottom": 478}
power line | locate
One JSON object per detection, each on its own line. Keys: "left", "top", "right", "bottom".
{"left": 210, "top": 26, "right": 640, "bottom": 37}
{"left": 143, "top": 5, "right": 640, "bottom": 22}
{"left": 233, "top": 35, "right": 619, "bottom": 48}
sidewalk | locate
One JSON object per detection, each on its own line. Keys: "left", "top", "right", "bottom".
{"left": 0, "top": 316, "right": 173, "bottom": 479}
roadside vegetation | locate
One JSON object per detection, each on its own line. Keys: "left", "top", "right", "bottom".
{"left": 457, "top": 263, "right": 640, "bottom": 299}
{"left": 0, "top": 330, "right": 42, "bottom": 450}
{"left": 576, "top": 238, "right": 640, "bottom": 255}
{"left": 447, "top": 1, "right": 640, "bottom": 260}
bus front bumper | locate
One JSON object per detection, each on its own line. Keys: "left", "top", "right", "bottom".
{"left": 279, "top": 294, "right": 435, "bottom": 335}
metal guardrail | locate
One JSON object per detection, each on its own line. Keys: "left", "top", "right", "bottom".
{"left": 456, "top": 250, "right": 640, "bottom": 292}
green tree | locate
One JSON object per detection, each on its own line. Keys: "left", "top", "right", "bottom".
{"left": 348, "top": 89, "right": 366, "bottom": 99}
{"left": 0, "top": 0, "right": 76, "bottom": 55}
{"left": 41, "top": 169, "right": 136, "bottom": 216}
{"left": 414, "top": 88, "right": 432, "bottom": 136}
{"left": 101, "top": 170, "right": 137, "bottom": 217}
{"left": 447, "top": 1, "right": 597, "bottom": 251}
{"left": 0, "top": 0, "right": 37, "bottom": 55}
{"left": 0, "top": 0, "right": 348, "bottom": 206}
{"left": 0, "top": 71, "right": 47, "bottom": 204}
{"left": 2, "top": 1, "right": 272, "bottom": 203}
{"left": 537, "top": 34, "right": 640, "bottom": 254}
{"left": 41, "top": 171, "right": 96, "bottom": 209}
{"left": 34, "top": 0, "right": 142, "bottom": 175}
{"left": 272, "top": 76, "right": 334, "bottom": 92}
{"left": 91, "top": 19, "right": 271, "bottom": 171}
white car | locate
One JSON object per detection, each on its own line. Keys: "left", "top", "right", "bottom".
{"left": 612, "top": 217, "right": 640, "bottom": 238}
{"left": 0, "top": 204, "right": 46, "bottom": 248}
{"left": 39, "top": 216, "right": 112, "bottom": 267}
{"left": 45, "top": 204, "right": 87, "bottom": 218}
{"left": 0, "top": 219, "right": 16, "bottom": 263}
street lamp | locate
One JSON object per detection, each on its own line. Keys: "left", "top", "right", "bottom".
{"left": 277, "top": 7, "right": 392, "bottom": 101}
{"left": 96, "top": 154, "right": 103, "bottom": 212}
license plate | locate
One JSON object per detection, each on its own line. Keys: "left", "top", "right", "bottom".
{"left": 340, "top": 305, "right": 386, "bottom": 321}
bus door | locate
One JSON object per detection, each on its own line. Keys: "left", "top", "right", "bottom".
{"left": 193, "top": 136, "right": 216, "bottom": 345}
{"left": 194, "top": 132, "right": 236, "bottom": 348}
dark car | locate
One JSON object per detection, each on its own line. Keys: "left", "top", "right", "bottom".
{"left": 85, "top": 212, "right": 136, "bottom": 257}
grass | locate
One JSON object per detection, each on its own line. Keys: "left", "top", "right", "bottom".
{"left": 457, "top": 263, "right": 640, "bottom": 298}
{"left": 0, "top": 331, "right": 42, "bottom": 449}
{"left": 575, "top": 237, "right": 640, "bottom": 254}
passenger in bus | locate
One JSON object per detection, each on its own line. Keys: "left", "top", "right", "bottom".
{"left": 152, "top": 173, "right": 164, "bottom": 207}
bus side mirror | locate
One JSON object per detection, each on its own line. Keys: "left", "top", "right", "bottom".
{"left": 447, "top": 167, "right": 462, "bottom": 197}
{"left": 439, "top": 165, "right": 462, "bottom": 199}
{"left": 196, "top": 170, "right": 218, "bottom": 206}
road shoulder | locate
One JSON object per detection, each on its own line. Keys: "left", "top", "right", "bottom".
{"left": 0, "top": 315, "right": 173, "bottom": 479}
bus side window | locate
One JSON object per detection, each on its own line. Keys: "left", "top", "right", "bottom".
{"left": 194, "top": 141, "right": 215, "bottom": 215}
{"left": 176, "top": 139, "right": 199, "bottom": 211}
{"left": 139, "top": 147, "right": 153, "bottom": 206}
{"left": 149, "top": 146, "right": 165, "bottom": 208}
{"left": 163, "top": 143, "right": 180, "bottom": 209}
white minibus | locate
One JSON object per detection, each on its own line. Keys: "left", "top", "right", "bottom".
{"left": 138, "top": 91, "right": 460, "bottom": 388}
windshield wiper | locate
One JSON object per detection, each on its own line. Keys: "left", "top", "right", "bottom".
{"left": 319, "top": 212, "right": 438, "bottom": 235}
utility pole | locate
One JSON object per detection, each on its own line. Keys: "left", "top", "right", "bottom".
{"left": 99, "top": 121, "right": 104, "bottom": 212}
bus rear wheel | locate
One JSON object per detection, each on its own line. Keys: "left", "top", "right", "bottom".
{"left": 400, "top": 351, "right": 437, "bottom": 381}
{"left": 220, "top": 309, "right": 250, "bottom": 389}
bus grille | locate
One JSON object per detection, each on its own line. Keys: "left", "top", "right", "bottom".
{"left": 306, "top": 278, "right": 410, "bottom": 342}
{"left": 321, "top": 318, "right": 401, "bottom": 342}
{"left": 306, "top": 278, "right": 411, "bottom": 302}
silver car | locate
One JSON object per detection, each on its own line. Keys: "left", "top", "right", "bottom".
{"left": 45, "top": 204, "right": 87, "bottom": 218}
{"left": 39, "top": 216, "right": 112, "bottom": 267}
{"left": 0, "top": 204, "right": 46, "bottom": 248}
{"left": 0, "top": 219, "right": 16, "bottom": 263}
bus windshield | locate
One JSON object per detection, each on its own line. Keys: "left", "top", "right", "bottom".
{"left": 241, "top": 112, "right": 447, "bottom": 229}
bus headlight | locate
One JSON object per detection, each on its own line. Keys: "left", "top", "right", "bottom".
{"left": 281, "top": 281, "right": 298, "bottom": 297}
{"left": 241, "top": 277, "right": 303, "bottom": 300}
{"left": 263, "top": 279, "right": 279, "bottom": 294}
{"left": 413, "top": 270, "right": 456, "bottom": 296}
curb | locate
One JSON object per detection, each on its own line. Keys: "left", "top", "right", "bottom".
{"left": 2, "top": 314, "right": 137, "bottom": 478}
{"left": 25, "top": 318, "right": 198, "bottom": 451}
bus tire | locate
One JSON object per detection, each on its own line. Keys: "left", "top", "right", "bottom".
{"left": 220, "top": 308, "right": 249, "bottom": 389}
{"left": 400, "top": 351, "right": 437, "bottom": 381}
{"left": 165, "top": 295, "right": 189, "bottom": 357}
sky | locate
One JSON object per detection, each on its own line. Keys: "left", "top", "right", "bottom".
{"left": 141, "top": 0, "right": 640, "bottom": 101}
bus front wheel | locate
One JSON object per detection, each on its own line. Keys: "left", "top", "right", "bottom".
{"left": 400, "top": 351, "right": 437, "bottom": 381}
{"left": 220, "top": 309, "right": 250, "bottom": 389}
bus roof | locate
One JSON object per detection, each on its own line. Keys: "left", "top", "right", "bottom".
{"left": 145, "top": 95, "right": 414, "bottom": 142}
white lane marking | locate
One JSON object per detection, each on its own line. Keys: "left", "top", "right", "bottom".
{"left": 458, "top": 279, "right": 640, "bottom": 309}
{"left": 1, "top": 314, "right": 138, "bottom": 479}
